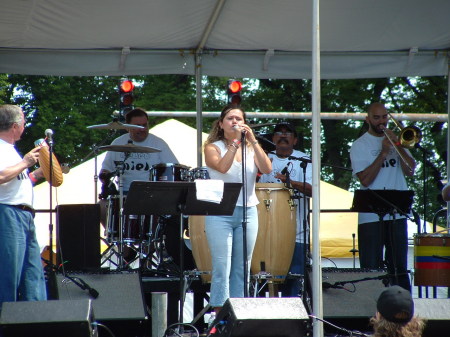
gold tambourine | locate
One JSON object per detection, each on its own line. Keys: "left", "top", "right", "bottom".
{"left": 34, "top": 139, "right": 63, "bottom": 187}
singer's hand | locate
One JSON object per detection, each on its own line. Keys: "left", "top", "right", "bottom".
{"left": 23, "top": 147, "right": 40, "bottom": 167}
{"left": 236, "top": 124, "right": 258, "bottom": 143}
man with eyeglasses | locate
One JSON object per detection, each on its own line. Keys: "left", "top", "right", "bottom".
{"left": 259, "top": 122, "right": 312, "bottom": 297}
{"left": 0, "top": 104, "right": 47, "bottom": 310}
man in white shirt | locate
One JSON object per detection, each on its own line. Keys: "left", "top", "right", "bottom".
{"left": 350, "top": 102, "right": 416, "bottom": 291}
{"left": 0, "top": 104, "right": 47, "bottom": 309}
{"left": 259, "top": 122, "right": 312, "bottom": 297}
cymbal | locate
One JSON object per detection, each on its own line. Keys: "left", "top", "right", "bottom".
{"left": 98, "top": 144, "right": 161, "bottom": 153}
{"left": 87, "top": 121, "right": 145, "bottom": 130}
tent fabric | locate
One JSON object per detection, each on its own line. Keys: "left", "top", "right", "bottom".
{"left": 1, "top": 0, "right": 449, "bottom": 78}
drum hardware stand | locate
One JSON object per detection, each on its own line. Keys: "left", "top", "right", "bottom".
{"left": 349, "top": 233, "right": 359, "bottom": 268}
{"left": 251, "top": 272, "right": 273, "bottom": 297}
{"left": 124, "top": 181, "right": 241, "bottom": 327}
{"left": 100, "top": 156, "right": 137, "bottom": 271}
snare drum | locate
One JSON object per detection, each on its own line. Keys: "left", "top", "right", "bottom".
{"left": 105, "top": 195, "right": 151, "bottom": 243}
{"left": 251, "top": 183, "right": 296, "bottom": 283}
{"left": 150, "top": 163, "right": 190, "bottom": 181}
{"left": 414, "top": 234, "right": 450, "bottom": 287}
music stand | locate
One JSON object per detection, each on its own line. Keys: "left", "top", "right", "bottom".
{"left": 124, "top": 181, "right": 242, "bottom": 324}
{"left": 351, "top": 189, "right": 414, "bottom": 287}
{"left": 351, "top": 189, "right": 414, "bottom": 217}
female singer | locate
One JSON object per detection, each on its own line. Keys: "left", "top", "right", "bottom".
{"left": 204, "top": 104, "right": 272, "bottom": 314}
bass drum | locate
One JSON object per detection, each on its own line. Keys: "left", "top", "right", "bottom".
{"left": 251, "top": 183, "right": 296, "bottom": 283}
{"left": 150, "top": 163, "right": 190, "bottom": 181}
{"left": 189, "top": 183, "right": 297, "bottom": 284}
{"left": 414, "top": 234, "right": 450, "bottom": 287}
{"left": 105, "top": 195, "right": 151, "bottom": 243}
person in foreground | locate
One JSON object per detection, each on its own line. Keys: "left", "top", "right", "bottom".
{"left": 204, "top": 104, "right": 272, "bottom": 314}
{"left": 350, "top": 102, "right": 416, "bottom": 291}
{"left": 0, "top": 104, "right": 47, "bottom": 309}
{"left": 259, "top": 122, "right": 312, "bottom": 297}
{"left": 370, "top": 285, "right": 425, "bottom": 337}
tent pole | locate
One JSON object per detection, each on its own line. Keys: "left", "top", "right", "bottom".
{"left": 446, "top": 60, "right": 450, "bottom": 226}
{"left": 195, "top": 52, "right": 203, "bottom": 167}
{"left": 311, "top": 0, "right": 324, "bottom": 336}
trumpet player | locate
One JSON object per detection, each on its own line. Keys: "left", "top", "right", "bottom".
{"left": 350, "top": 102, "right": 416, "bottom": 292}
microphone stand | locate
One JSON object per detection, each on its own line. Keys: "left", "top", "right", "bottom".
{"left": 299, "top": 160, "right": 310, "bottom": 298}
{"left": 48, "top": 136, "right": 54, "bottom": 267}
{"left": 42, "top": 257, "right": 99, "bottom": 299}
{"left": 241, "top": 131, "right": 249, "bottom": 297}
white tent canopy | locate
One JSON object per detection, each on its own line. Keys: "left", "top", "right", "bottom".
{"left": 1, "top": 0, "right": 449, "bottom": 79}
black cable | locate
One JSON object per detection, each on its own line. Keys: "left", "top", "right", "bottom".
{"left": 309, "top": 315, "right": 371, "bottom": 337}
{"left": 94, "top": 322, "right": 116, "bottom": 337}
{"left": 163, "top": 323, "right": 199, "bottom": 337}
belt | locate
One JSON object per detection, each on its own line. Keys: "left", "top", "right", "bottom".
{"left": 10, "top": 204, "right": 36, "bottom": 217}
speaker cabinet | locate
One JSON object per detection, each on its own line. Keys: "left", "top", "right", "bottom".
{"left": 56, "top": 272, "right": 147, "bottom": 321}
{"left": 56, "top": 204, "right": 101, "bottom": 271}
{"left": 213, "top": 297, "right": 309, "bottom": 337}
{"left": 321, "top": 268, "right": 387, "bottom": 319}
{"left": 0, "top": 299, "right": 96, "bottom": 337}
{"left": 309, "top": 268, "right": 388, "bottom": 333}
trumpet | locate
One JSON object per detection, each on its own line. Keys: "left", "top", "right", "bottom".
{"left": 387, "top": 112, "right": 422, "bottom": 149}
{"left": 380, "top": 112, "right": 420, "bottom": 173}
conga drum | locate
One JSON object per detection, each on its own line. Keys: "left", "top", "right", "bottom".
{"left": 189, "top": 183, "right": 297, "bottom": 284}
{"left": 414, "top": 233, "right": 450, "bottom": 287}
{"left": 188, "top": 216, "right": 212, "bottom": 283}
{"left": 251, "top": 183, "right": 296, "bottom": 283}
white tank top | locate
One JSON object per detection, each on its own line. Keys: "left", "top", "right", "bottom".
{"left": 207, "top": 140, "right": 259, "bottom": 207}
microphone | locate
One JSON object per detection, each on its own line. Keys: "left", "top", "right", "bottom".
{"left": 288, "top": 155, "right": 312, "bottom": 163}
{"left": 322, "top": 282, "right": 334, "bottom": 289}
{"left": 45, "top": 129, "right": 54, "bottom": 145}
{"left": 233, "top": 125, "right": 246, "bottom": 133}
{"left": 281, "top": 165, "right": 289, "bottom": 175}
{"left": 77, "top": 278, "right": 99, "bottom": 299}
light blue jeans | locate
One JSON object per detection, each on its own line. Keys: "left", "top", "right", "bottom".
{"left": 205, "top": 206, "right": 258, "bottom": 307}
{"left": 0, "top": 204, "right": 47, "bottom": 309}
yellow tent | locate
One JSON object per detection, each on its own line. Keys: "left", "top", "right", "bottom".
{"left": 318, "top": 181, "right": 358, "bottom": 258}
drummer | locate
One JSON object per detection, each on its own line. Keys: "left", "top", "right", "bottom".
{"left": 259, "top": 122, "right": 312, "bottom": 297}
{"left": 98, "top": 108, "right": 178, "bottom": 261}
{"left": 99, "top": 108, "right": 177, "bottom": 192}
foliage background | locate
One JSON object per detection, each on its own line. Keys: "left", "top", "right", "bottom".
{"left": 0, "top": 74, "right": 447, "bottom": 223}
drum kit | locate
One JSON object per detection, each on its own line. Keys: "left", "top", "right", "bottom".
{"left": 88, "top": 119, "right": 212, "bottom": 272}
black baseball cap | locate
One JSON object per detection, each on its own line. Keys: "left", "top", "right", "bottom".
{"left": 273, "top": 122, "right": 297, "bottom": 136}
{"left": 377, "top": 286, "right": 414, "bottom": 323}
